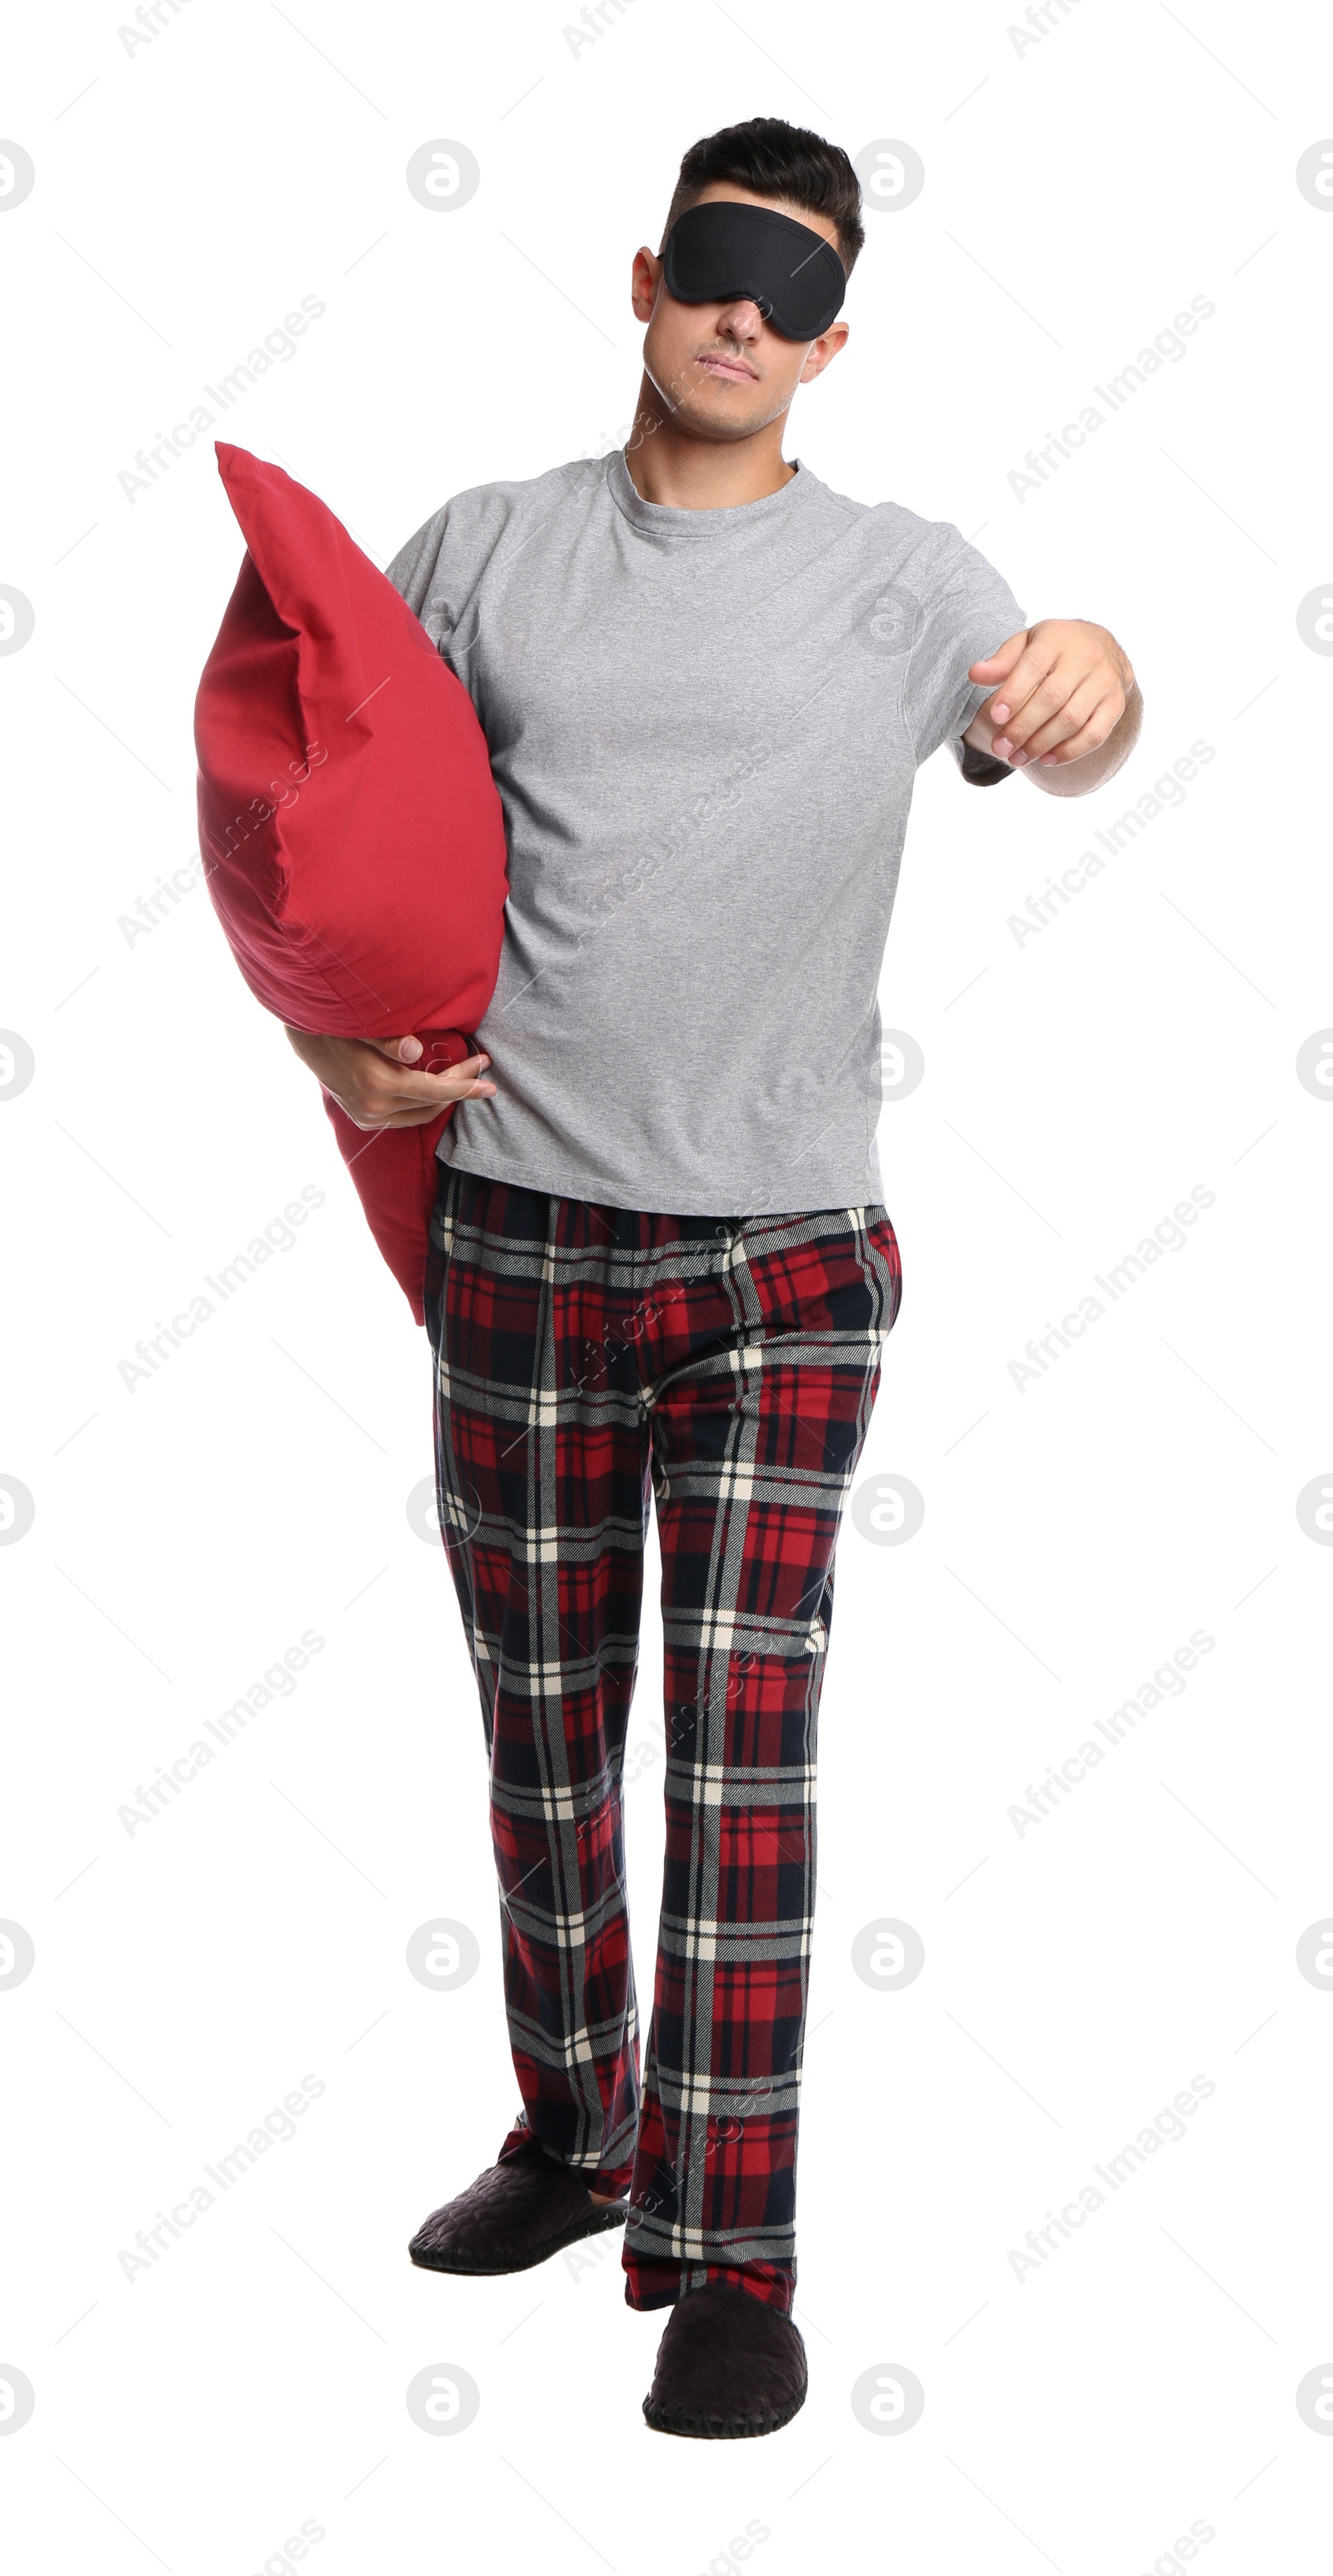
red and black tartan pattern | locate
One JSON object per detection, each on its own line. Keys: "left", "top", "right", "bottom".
{"left": 424, "top": 1165, "right": 901, "bottom": 2314}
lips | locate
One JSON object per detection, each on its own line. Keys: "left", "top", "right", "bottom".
{"left": 696, "top": 353, "right": 758, "bottom": 382}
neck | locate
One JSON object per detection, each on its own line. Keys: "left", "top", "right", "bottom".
{"left": 622, "top": 372, "right": 796, "bottom": 509}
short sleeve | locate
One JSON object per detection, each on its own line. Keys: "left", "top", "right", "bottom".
{"left": 384, "top": 506, "right": 454, "bottom": 654}
{"left": 948, "top": 734, "right": 1018, "bottom": 786}
{"left": 898, "top": 522, "right": 1026, "bottom": 781}
{"left": 385, "top": 482, "right": 529, "bottom": 697}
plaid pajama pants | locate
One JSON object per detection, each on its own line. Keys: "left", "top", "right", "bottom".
{"left": 424, "top": 1161, "right": 901, "bottom": 2314}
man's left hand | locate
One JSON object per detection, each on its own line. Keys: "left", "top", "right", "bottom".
{"left": 965, "top": 619, "right": 1139, "bottom": 787}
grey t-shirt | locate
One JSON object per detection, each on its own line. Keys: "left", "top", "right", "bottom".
{"left": 385, "top": 448, "right": 1023, "bottom": 1216}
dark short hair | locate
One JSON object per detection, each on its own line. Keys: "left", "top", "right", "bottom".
{"left": 661, "top": 116, "right": 864, "bottom": 276}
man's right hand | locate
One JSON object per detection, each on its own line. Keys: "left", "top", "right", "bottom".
{"left": 283, "top": 1027, "right": 497, "bottom": 1131}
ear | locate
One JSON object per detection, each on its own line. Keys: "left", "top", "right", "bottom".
{"left": 632, "top": 247, "right": 661, "bottom": 325}
{"left": 799, "top": 320, "right": 849, "bottom": 384}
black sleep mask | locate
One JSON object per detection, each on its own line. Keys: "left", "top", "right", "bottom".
{"left": 661, "top": 201, "right": 846, "bottom": 340}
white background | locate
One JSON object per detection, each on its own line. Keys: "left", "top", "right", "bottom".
{"left": 2, "top": 2, "right": 1331, "bottom": 2569}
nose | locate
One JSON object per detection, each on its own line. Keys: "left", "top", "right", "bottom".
{"left": 712, "top": 296, "right": 765, "bottom": 342}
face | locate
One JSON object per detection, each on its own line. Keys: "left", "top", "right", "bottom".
{"left": 631, "top": 182, "right": 849, "bottom": 443}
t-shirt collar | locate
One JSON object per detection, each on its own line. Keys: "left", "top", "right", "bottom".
{"left": 605, "top": 444, "right": 814, "bottom": 539}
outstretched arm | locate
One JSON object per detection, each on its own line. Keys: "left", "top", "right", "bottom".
{"left": 963, "top": 619, "right": 1141, "bottom": 797}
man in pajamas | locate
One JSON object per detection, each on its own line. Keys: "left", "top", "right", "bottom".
{"left": 286, "top": 115, "right": 1140, "bottom": 2437}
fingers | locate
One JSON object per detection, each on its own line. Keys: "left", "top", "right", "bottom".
{"left": 967, "top": 627, "right": 1030, "bottom": 683}
{"left": 992, "top": 666, "right": 1126, "bottom": 759}
{"left": 986, "top": 619, "right": 1131, "bottom": 761}
{"left": 1030, "top": 696, "right": 1122, "bottom": 766}
{"left": 1001, "top": 678, "right": 1106, "bottom": 765}
{"left": 330, "top": 1051, "right": 497, "bottom": 1131}
{"left": 372, "top": 1096, "right": 490, "bottom": 1129}
{"left": 986, "top": 637, "right": 1065, "bottom": 741}
{"left": 414, "top": 1051, "right": 494, "bottom": 1096}
{"left": 1015, "top": 681, "right": 1124, "bottom": 764}
{"left": 369, "top": 1036, "right": 489, "bottom": 1083}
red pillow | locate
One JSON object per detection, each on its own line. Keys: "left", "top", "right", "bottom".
{"left": 193, "top": 442, "right": 507, "bottom": 1320}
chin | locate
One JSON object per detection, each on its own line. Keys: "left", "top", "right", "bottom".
{"left": 677, "top": 392, "right": 773, "bottom": 442}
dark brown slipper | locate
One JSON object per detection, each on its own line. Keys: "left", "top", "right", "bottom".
{"left": 408, "top": 2140, "right": 627, "bottom": 2276}
{"left": 642, "top": 2281, "right": 807, "bottom": 2439}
